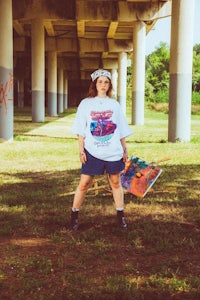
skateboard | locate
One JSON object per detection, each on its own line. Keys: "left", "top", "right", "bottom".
{"left": 120, "top": 156, "right": 165, "bottom": 198}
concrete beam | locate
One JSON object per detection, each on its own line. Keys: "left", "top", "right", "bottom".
{"left": 79, "top": 58, "right": 101, "bottom": 70}
{"left": 79, "top": 57, "right": 118, "bottom": 70}
{"left": 108, "top": 39, "right": 133, "bottom": 52}
{"left": 127, "top": 0, "right": 168, "bottom": 2}
{"left": 102, "top": 59, "right": 118, "bottom": 69}
{"left": 107, "top": 22, "right": 119, "bottom": 38}
{"left": 13, "top": 0, "right": 75, "bottom": 20}
{"left": 14, "top": 36, "right": 133, "bottom": 53}
{"left": 44, "top": 20, "right": 55, "bottom": 36}
{"left": 76, "top": 1, "right": 118, "bottom": 21}
{"left": 57, "top": 58, "right": 79, "bottom": 70}
{"left": 76, "top": 1, "right": 171, "bottom": 22}
{"left": 77, "top": 20, "right": 85, "bottom": 37}
{"left": 102, "top": 52, "right": 109, "bottom": 59}
{"left": 79, "top": 38, "right": 107, "bottom": 52}
{"left": 13, "top": 20, "right": 25, "bottom": 36}
{"left": 45, "top": 37, "right": 78, "bottom": 52}
{"left": 118, "top": 2, "right": 171, "bottom": 21}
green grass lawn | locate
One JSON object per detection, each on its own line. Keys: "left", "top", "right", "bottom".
{"left": 0, "top": 106, "right": 199, "bottom": 300}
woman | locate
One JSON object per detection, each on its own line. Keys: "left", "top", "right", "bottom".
{"left": 70, "top": 69, "right": 132, "bottom": 230}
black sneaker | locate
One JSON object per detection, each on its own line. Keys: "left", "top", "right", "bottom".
{"left": 69, "top": 211, "right": 79, "bottom": 230}
{"left": 117, "top": 210, "right": 127, "bottom": 229}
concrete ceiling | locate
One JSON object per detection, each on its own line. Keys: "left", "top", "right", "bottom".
{"left": 13, "top": 0, "right": 171, "bottom": 79}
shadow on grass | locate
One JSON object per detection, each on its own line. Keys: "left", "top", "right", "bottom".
{"left": 13, "top": 106, "right": 76, "bottom": 137}
{"left": 0, "top": 165, "right": 200, "bottom": 299}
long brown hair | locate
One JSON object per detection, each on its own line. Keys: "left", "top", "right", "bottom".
{"left": 87, "top": 78, "right": 113, "bottom": 98}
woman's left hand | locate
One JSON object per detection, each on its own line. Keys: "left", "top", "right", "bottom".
{"left": 123, "top": 149, "right": 129, "bottom": 163}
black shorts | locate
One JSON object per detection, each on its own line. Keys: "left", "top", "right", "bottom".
{"left": 81, "top": 149, "right": 125, "bottom": 175}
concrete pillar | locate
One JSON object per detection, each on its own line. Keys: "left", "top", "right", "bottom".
{"left": 31, "top": 19, "right": 45, "bottom": 122}
{"left": 168, "top": 0, "right": 195, "bottom": 142}
{"left": 47, "top": 51, "right": 57, "bottom": 116}
{"left": 111, "top": 69, "right": 118, "bottom": 99}
{"left": 132, "top": 21, "right": 146, "bottom": 125}
{"left": 18, "top": 79, "right": 24, "bottom": 108}
{"left": 117, "top": 52, "right": 127, "bottom": 114}
{"left": 64, "top": 75, "right": 68, "bottom": 110}
{"left": 57, "top": 68, "right": 64, "bottom": 113}
{"left": 0, "top": 0, "right": 13, "bottom": 141}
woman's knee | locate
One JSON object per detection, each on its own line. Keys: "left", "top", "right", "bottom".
{"left": 78, "top": 176, "right": 92, "bottom": 191}
{"left": 109, "top": 174, "right": 121, "bottom": 189}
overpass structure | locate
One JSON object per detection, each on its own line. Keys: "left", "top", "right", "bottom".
{"left": 0, "top": 0, "right": 195, "bottom": 142}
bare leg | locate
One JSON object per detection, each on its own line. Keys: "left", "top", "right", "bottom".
{"left": 70, "top": 174, "right": 93, "bottom": 230}
{"left": 108, "top": 173, "right": 124, "bottom": 209}
{"left": 108, "top": 173, "right": 127, "bottom": 228}
{"left": 72, "top": 174, "right": 93, "bottom": 209}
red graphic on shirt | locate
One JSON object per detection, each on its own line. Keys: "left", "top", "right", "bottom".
{"left": 90, "top": 110, "right": 116, "bottom": 140}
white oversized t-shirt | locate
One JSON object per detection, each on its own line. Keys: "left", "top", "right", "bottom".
{"left": 71, "top": 96, "right": 132, "bottom": 161}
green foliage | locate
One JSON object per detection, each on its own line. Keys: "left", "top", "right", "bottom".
{"left": 192, "top": 48, "right": 200, "bottom": 92}
{"left": 193, "top": 44, "right": 200, "bottom": 55}
{"left": 152, "top": 89, "right": 169, "bottom": 103}
{"left": 146, "top": 42, "right": 170, "bottom": 93}
{"left": 126, "top": 66, "right": 133, "bottom": 107}
{"left": 126, "top": 43, "right": 200, "bottom": 113}
{"left": 192, "top": 91, "right": 200, "bottom": 104}
{"left": 145, "top": 43, "right": 200, "bottom": 107}
{"left": 145, "top": 81, "right": 155, "bottom": 102}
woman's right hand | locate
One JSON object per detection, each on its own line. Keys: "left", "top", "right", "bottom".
{"left": 79, "top": 151, "right": 87, "bottom": 164}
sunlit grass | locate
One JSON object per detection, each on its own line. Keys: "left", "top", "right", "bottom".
{"left": 0, "top": 106, "right": 199, "bottom": 299}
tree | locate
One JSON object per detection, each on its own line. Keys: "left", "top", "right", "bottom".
{"left": 192, "top": 45, "right": 200, "bottom": 92}
{"left": 145, "top": 42, "right": 170, "bottom": 94}
{"left": 193, "top": 44, "right": 200, "bottom": 56}
{"left": 127, "top": 42, "right": 200, "bottom": 106}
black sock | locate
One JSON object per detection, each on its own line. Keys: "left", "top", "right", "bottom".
{"left": 117, "top": 210, "right": 124, "bottom": 217}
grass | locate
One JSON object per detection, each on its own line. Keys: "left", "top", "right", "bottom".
{"left": 0, "top": 106, "right": 200, "bottom": 300}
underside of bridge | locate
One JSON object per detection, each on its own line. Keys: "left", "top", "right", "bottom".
{"left": 13, "top": 0, "right": 171, "bottom": 105}
{"left": 1, "top": 0, "right": 195, "bottom": 142}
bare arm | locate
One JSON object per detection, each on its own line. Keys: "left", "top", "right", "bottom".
{"left": 120, "top": 137, "right": 129, "bottom": 163}
{"left": 78, "top": 135, "right": 87, "bottom": 164}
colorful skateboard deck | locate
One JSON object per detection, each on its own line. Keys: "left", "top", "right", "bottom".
{"left": 120, "top": 156, "right": 162, "bottom": 198}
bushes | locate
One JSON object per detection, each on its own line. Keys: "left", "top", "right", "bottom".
{"left": 145, "top": 90, "right": 200, "bottom": 105}
{"left": 126, "top": 43, "right": 200, "bottom": 114}
{"left": 192, "top": 91, "right": 200, "bottom": 105}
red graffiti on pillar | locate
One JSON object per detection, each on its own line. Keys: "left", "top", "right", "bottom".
{"left": 0, "top": 73, "right": 13, "bottom": 113}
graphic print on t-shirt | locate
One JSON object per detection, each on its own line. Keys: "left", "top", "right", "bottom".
{"left": 90, "top": 110, "right": 117, "bottom": 142}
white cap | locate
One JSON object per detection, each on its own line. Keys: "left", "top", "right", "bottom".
{"left": 91, "top": 69, "right": 111, "bottom": 82}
